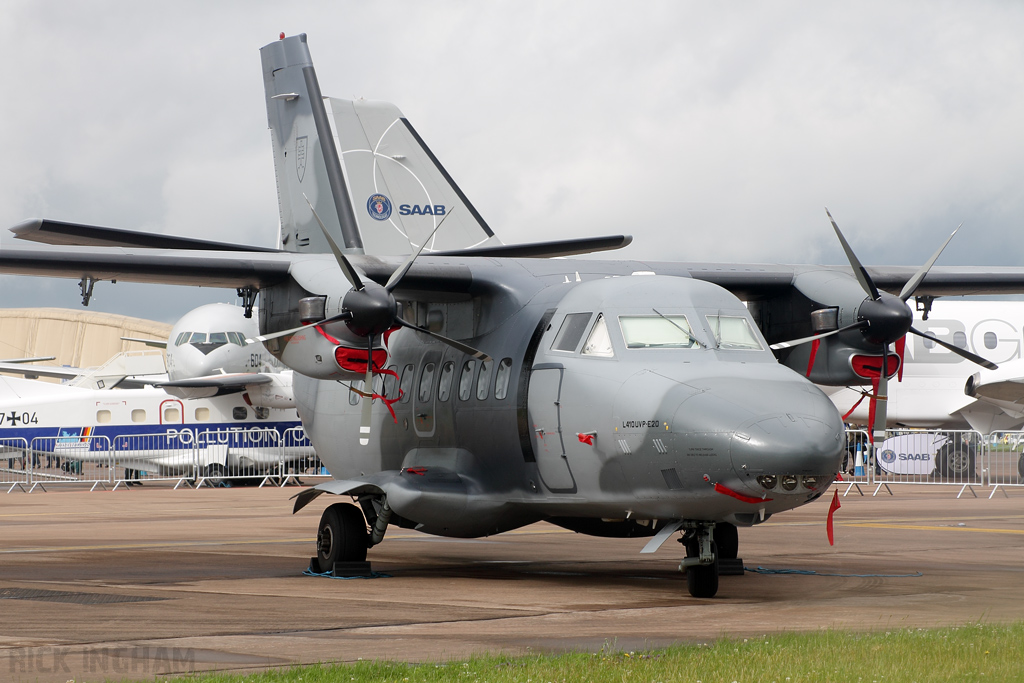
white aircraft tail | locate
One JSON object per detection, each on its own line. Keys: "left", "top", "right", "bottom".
{"left": 260, "top": 34, "right": 500, "bottom": 255}
{"left": 65, "top": 350, "right": 166, "bottom": 391}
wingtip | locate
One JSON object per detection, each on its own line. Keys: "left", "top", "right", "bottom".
{"left": 9, "top": 218, "right": 44, "bottom": 237}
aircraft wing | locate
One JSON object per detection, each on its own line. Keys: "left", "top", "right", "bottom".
{"left": 11, "top": 218, "right": 282, "bottom": 252}
{"left": 0, "top": 362, "right": 81, "bottom": 380}
{"left": 156, "top": 372, "right": 274, "bottom": 398}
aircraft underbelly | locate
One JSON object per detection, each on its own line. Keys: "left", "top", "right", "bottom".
{"left": 526, "top": 367, "right": 575, "bottom": 491}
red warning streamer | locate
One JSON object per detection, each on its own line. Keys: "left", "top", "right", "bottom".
{"left": 826, "top": 489, "right": 841, "bottom": 545}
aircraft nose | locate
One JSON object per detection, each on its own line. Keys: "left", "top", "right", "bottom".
{"left": 672, "top": 374, "right": 845, "bottom": 479}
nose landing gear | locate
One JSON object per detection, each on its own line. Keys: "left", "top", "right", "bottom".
{"left": 679, "top": 521, "right": 720, "bottom": 598}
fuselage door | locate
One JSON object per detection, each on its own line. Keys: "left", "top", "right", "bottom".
{"left": 527, "top": 364, "right": 576, "bottom": 492}
{"left": 160, "top": 399, "right": 184, "bottom": 425}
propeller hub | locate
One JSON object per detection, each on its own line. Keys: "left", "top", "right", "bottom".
{"left": 858, "top": 294, "right": 912, "bottom": 346}
{"left": 342, "top": 285, "right": 398, "bottom": 338}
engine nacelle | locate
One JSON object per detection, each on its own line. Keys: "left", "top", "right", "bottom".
{"left": 267, "top": 323, "right": 387, "bottom": 383}
{"left": 783, "top": 337, "right": 899, "bottom": 386}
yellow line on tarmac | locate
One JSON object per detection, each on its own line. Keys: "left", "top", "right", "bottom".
{"left": 843, "top": 522, "right": 1024, "bottom": 535}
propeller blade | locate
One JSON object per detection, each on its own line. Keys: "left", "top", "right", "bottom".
{"left": 826, "top": 208, "right": 880, "bottom": 301}
{"left": 302, "top": 193, "right": 364, "bottom": 291}
{"left": 395, "top": 318, "right": 492, "bottom": 361}
{"left": 246, "top": 311, "right": 352, "bottom": 344}
{"left": 899, "top": 224, "right": 961, "bottom": 301}
{"left": 873, "top": 357, "right": 888, "bottom": 442}
{"left": 359, "top": 337, "right": 374, "bottom": 446}
{"left": 895, "top": 335, "right": 906, "bottom": 381}
{"left": 909, "top": 326, "right": 998, "bottom": 370}
{"left": 385, "top": 209, "right": 452, "bottom": 292}
{"left": 769, "top": 321, "right": 868, "bottom": 350}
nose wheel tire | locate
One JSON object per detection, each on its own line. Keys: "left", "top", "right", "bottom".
{"left": 317, "top": 502, "right": 369, "bottom": 568}
{"left": 204, "top": 463, "right": 226, "bottom": 487}
{"left": 685, "top": 538, "right": 719, "bottom": 598}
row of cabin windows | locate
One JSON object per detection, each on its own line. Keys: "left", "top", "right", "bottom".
{"left": 174, "top": 331, "right": 249, "bottom": 346}
{"left": 921, "top": 330, "right": 999, "bottom": 350}
{"left": 348, "top": 358, "right": 514, "bottom": 406}
{"left": 93, "top": 406, "right": 254, "bottom": 423}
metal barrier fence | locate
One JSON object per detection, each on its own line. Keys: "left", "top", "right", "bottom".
{"left": 985, "top": 431, "right": 1024, "bottom": 498}
{"left": 2, "top": 437, "right": 31, "bottom": 493}
{"left": 27, "top": 435, "right": 114, "bottom": 492}
{"left": 4, "top": 426, "right": 327, "bottom": 492}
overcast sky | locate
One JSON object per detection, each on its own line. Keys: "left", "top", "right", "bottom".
{"left": 1, "top": 1, "right": 1023, "bottom": 323}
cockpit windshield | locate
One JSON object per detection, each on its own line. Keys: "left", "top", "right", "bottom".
{"left": 705, "top": 315, "right": 763, "bottom": 350}
{"left": 619, "top": 315, "right": 702, "bottom": 349}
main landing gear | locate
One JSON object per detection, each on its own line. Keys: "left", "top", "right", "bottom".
{"left": 679, "top": 521, "right": 739, "bottom": 598}
{"left": 315, "top": 498, "right": 393, "bottom": 573}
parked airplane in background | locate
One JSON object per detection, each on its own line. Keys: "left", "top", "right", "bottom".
{"left": 827, "top": 299, "right": 1024, "bottom": 435}
{"left": 3, "top": 34, "right": 1024, "bottom": 597}
{"left": 0, "top": 304, "right": 314, "bottom": 484}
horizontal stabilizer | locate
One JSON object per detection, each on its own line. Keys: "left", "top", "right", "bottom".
{"left": 431, "top": 234, "right": 633, "bottom": 259}
{"left": 11, "top": 219, "right": 281, "bottom": 253}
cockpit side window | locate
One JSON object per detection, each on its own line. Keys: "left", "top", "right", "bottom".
{"left": 619, "top": 315, "right": 701, "bottom": 349}
{"left": 175, "top": 332, "right": 190, "bottom": 346}
{"left": 705, "top": 315, "right": 763, "bottom": 350}
{"left": 551, "top": 313, "right": 593, "bottom": 352}
{"left": 227, "top": 332, "right": 247, "bottom": 346}
{"left": 581, "top": 314, "right": 615, "bottom": 357}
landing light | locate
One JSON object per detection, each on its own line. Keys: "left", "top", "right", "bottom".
{"left": 780, "top": 475, "right": 798, "bottom": 491}
{"left": 757, "top": 474, "right": 777, "bottom": 489}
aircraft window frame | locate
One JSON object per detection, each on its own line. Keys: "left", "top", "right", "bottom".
{"left": 494, "top": 358, "right": 513, "bottom": 400}
{"left": 437, "top": 361, "right": 455, "bottom": 401}
{"left": 209, "top": 332, "right": 228, "bottom": 345}
{"left": 175, "top": 332, "right": 190, "bottom": 346}
{"left": 131, "top": 409, "right": 146, "bottom": 423}
{"left": 383, "top": 365, "right": 399, "bottom": 401}
{"left": 581, "top": 314, "right": 615, "bottom": 358}
{"left": 618, "top": 314, "right": 701, "bottom": 349}
{"left": 705, "top": 315, "right": 764, "bottom": 351}
{"left": 418, "top": 362, "right": 437, "bottom": 403}
{"left": 551, "top": 313, "right": 593, "bottom": 352}
{"left": 399, "top": 364, "right": 415, "bottom": 403}
{"left": 458, "top": 360, "right": 477, "bottom": 401}
{"left": 476, "top": 360, "right": 493, "bottom": 400}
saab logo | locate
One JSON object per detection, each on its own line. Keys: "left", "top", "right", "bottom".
{"left": 898, "top": 453, "right": 931, "bottom": 461}
{"left": 399, "top": 204, "right": 446, "bottom": 216}
{"left": 880, "top": 449, "right": 897, "bottom": 463}
{"left": 295, "top": 136, "right": 307, "bottom": 182}
{"left": 367, "top": 194, "right": 392, "bottom": 221}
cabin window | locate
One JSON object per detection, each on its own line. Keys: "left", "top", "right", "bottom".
{"left": 984, "top": 331, "right": 998, "bottom": 349}
{"left": 194, "top": 407, "right": 210, "bottom": 422}
{"left": 399, "top": 364, "right": 414, "bottom": 403}
{"left": 383, "top": 365, "right": 399, "bottom": 400}
{"left": 581, "top": 314, "right": 614, "bottom": 357}
{"left": 459, "top": 360, "right": 476, "bottom": 400}
{"left": 209, "top": 332, "right": 228, "bottom": 345}
{"left": 349, "top": 380, "right": 362, "bottom": 405}
{"left": 131, "top": 409, "right": 146, "bottom": 423}
{"left": 189, "top": 332, "right": 207, "bottom": 343}
{"left": 232, "top": 406, "right": 248, "bottom": 420}
{"left": 705, "top": 315, "right": 763, "bottom": 350}
{"left": 619, "top": 314, "right": 700, "bottom": 349}
{"left": 437, "top": 361, "right": 455, "bottom": 401}
{"left": 923, "top": 336, "right": 935, "bottom": 349}
{"left": 418, "top": 363, "right": 436, "bottom": 403}
{"left": 494, "top": 358, "right": 513, "bottom": 400}
{"left": 953, "top": 331, "right": 968, "bottom": 349}
{"left": 551, "top": 313, "right": 592, "bottom": 352}
{"left": 96, "top": 410, "right": 112, "bottom": 424}
{"left": 476, "top": 360, "right": 492, "bottom": 400}
{"left": 163, "top": 406, "right": 180, "bottom": 423}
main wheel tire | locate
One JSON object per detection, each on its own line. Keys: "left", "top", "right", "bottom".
{"left": 685, "top": 539, "right": 719, "bottom": 598}
{"left": 1017, "top": 453, "right": 1024, "bottom": 480}
{"left": 713, "top": 523, "right": 739, "bottom": 560}
{"left": 935, "top": 443, "right": 976, "bottom": 479}
{"left": 204, "top": 463, "right": 226, "bottom": 487}
{"left": 317, "top": 503, "right": 369, "bottom": 569}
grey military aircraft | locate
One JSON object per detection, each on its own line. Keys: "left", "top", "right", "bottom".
{"left": 3, "top": 34, "right": 1023, "bottom": 598}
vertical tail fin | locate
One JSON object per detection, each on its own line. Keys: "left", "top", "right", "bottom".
{"left": 260, "top": 34, "right": 362, "bottom": 254}
{"left": 326, "top": 98, "right": 502, "bottom": 254}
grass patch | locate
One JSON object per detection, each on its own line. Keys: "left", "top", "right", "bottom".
{"left": 165, "top": 622, "right": 1024, "bottom": 683}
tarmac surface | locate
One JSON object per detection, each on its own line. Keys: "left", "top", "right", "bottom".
{"left": 1, "top": 482, "right": 1023, "bottom": 681}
